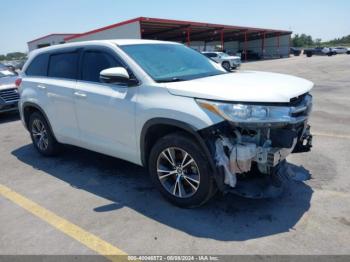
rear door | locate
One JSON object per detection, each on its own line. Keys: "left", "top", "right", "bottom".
{"left": 45, "top": 50, "right": 80, "bottom": 144}
{"left": 74, "top": 46, "right": 138, "bottom": 162}
{"left": 23, "top": 50, "right": 80, "bottom": 144}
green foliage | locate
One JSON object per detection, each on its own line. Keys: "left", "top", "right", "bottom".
{"left": 292, "top": 34, "right": 350, "bottom": 48}
{"left": 322, "top": 35, "right": 350, "bottom": 46}
{"left": 292, "top": 34, "right": 315, "bottom": 47}
{"left": 0, "top": 52, "right": 27, "bottom": 62}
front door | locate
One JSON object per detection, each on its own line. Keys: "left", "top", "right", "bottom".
{"left": 74, "top": 48, "right": 138, "bottom": 162}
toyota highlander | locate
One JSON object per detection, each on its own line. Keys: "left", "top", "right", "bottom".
{"left": 19, "top": 40, "right": 313, "bottom": 207}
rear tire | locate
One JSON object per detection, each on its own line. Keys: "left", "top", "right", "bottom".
{"left": 148, "top": 133, "right": 216, "bottom": 208}
{"left": 28, "top": 112, "right": 60, "bottom": 156}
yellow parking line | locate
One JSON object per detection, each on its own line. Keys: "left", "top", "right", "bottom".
{"left": 0, "top": 184, "right": 127, "bottom": 262}
{"left": 313, "top": 132, "right": 350, "bottom": 139}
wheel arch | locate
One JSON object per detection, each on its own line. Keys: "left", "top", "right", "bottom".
{"left": 140, "top": 118, "right": 216, "bottom": 172}
{"left": 22, "top": 102, "right": 57, "bottom": 141}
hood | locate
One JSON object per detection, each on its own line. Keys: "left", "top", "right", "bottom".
{"left": 0, "top": 76, "right": 17, "bottom": 91}
{"left": 164, "top": 71, "right": 313, "bottom": 103}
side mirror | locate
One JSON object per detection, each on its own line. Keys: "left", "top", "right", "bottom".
{"left": 99, "top": 67, "right": 130, "bottom": 85}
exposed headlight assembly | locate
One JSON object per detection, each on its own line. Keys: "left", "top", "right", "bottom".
{"left": 196, "top": 99, "right": 306, "bottom": 125}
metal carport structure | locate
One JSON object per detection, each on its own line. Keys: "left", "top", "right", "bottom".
{"left": 136, "top": 17, "right": 291, "bottom": 60}
{"left": 30, "top": 17, "right": 291, "bottom": 60}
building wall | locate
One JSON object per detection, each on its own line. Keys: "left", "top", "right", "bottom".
{"left": 239, "top": 34, "right": 290, "bottom": 57}
{"left": 186, "top": 36, "right": 290, "bottom": 57}
{"left": 27, "top": 34, "right": 73, "bottom": 52}
{"left": 66, "top": 21, "right": 141, "bottom": 43}
{"left": 186, "top": 41, "right": 239, "bottom": 53}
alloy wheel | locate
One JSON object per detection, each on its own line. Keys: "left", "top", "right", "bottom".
{"left": 31, "top": 119, "right": 49, "bottom": 151}
{"left": 222, "top": 62, "right": 231, "bottom": 71}
{"left": 156, "top": 147, "right": 200, "bottom": 198}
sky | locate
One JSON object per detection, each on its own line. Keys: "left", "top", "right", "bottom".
{"left": 0, "top": 0, "right": 349, "bottom": 54}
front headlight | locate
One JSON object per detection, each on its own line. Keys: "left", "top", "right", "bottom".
{"left": 197, "top": 99, "right": 295, "bottom": 124}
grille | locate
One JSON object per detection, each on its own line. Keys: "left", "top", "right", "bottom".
{"left": 0, "top": 88, "right": 20, "bottom": 102}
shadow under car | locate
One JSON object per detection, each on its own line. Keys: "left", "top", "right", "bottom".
{"left": 11, "top": 144, "right": 313, "bottom": 241}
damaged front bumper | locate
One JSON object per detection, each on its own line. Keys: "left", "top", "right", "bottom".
{"left": 198, "top": 93, "right": 313, "bottom": 198}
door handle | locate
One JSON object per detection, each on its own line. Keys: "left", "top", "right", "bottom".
{"left": 74, "top": 91, "right": 87, "bottom": 98}
{"left": 37, "top": 84, "right": 46, "bottom": 89}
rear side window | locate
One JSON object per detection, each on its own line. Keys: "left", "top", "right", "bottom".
{"left": 26, "top": 53, "right": 49, "bottom": 76}
{"left": 48, "top": 52, "right": 78, "bottom": 80}
{"left": 81, "top": 51, "right": 122, "bottom": 83}
{"left": 208, "top": 53, "right": 217, "bottom": 58}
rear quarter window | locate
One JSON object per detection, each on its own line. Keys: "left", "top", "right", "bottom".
{"left": 48, "top": 52, "right": 78, "bottom": 80}
{"left": 25, "top": 53, "right": 49, "bottom": 76}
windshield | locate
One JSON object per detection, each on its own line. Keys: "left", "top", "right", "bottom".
{"left": 218, "top": 52, "right": 229, "bottom": 58}
{"left": 120, "top": 44, "right": 226, "bottom": 82}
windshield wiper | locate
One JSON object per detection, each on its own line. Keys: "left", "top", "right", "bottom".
{"left": 157, "top": 77, "right": 184, "bottom": 83}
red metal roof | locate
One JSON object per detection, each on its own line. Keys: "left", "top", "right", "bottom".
{"left": 64, "top": 17, "right": 292, "bottom": 42}
{"left": 139, "top": 17, "right": 291, "bottom": 33}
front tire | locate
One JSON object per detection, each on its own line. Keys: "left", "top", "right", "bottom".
{"left": 222, "top": 61, "right": 231, "bottom": 71}
{"left": 148, "top": 133, "right": 216, "bottom": 208}
{"left": 29, "top": 112, "right": 60, "bottom": 156}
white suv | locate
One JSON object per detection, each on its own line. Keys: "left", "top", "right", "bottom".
{"left": 331, "top": 47, "right": 349, "bottom": 54}
{"left": 202, "top": 51, "right": 241, "bottom": 71}
{"left": 19, "top": 40, "right": 313, "bottom": 207}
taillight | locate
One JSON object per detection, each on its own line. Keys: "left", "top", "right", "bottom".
{"left": 15, "top": 78, "right": 22, "bottom": 88}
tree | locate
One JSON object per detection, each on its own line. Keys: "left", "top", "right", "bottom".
{"left": 6, "top": 52, "right": 27, "bottom": 60}
{"left": 323, "top": 35, "right": 350, "bottom": 46}
{"left": 0, "top": 52, "right": 27, "bottom": 62}
{"left": 315, "top": 38, "right": 322, "bottom": 46}
{"left": 291, "top": 34, "right": 315, "bottom": 47}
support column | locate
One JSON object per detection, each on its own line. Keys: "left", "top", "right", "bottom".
{"left": 186, "top": 27, "right": 191, "bottom": 47}
{"left": 277, "top": 32, "right": 280, "bottom": 57}
{"left": 261, "top": 31, "right": 266, "bottom": 58}
{"left": 220, "top": 29, "right": 224, "bottom": 51}
{"left": 288, "top": 34, "right": 291, "bottom": 57}
{"left": 244, "top": 31, "right": 248, "bottom": 62}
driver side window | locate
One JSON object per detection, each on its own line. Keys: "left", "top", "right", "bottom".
{"left": 81, "top": 51, "right": 123, "bottom": 83}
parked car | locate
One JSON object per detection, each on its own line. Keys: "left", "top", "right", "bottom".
{"left": 238, "top": 50, "right": 262, "bottom": 60}
{"left": 303, "top": 47, "right": 335, "bottom": 57}
{"left": 4, "top": 65, "right": 17, "bottom": 74}
{"left": 0, "top": 63, "right": 7, "bottom": 70}
{"left": 348, "top": 48, "right": 350, "bottom": 55}
{"left": 19, "top": 40, "right": 313, "bottom": 207}
{"left": 0, "top": 70, "right": 20, "bottom": 114}
{"left": 201, "top": 51, "right": 241, "bottom": 71}
{"left": 331, "top": 47, "right": 348, "bottom": 54}
{"left": 290, "top": 47, "right": 302, "bottom": 56}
